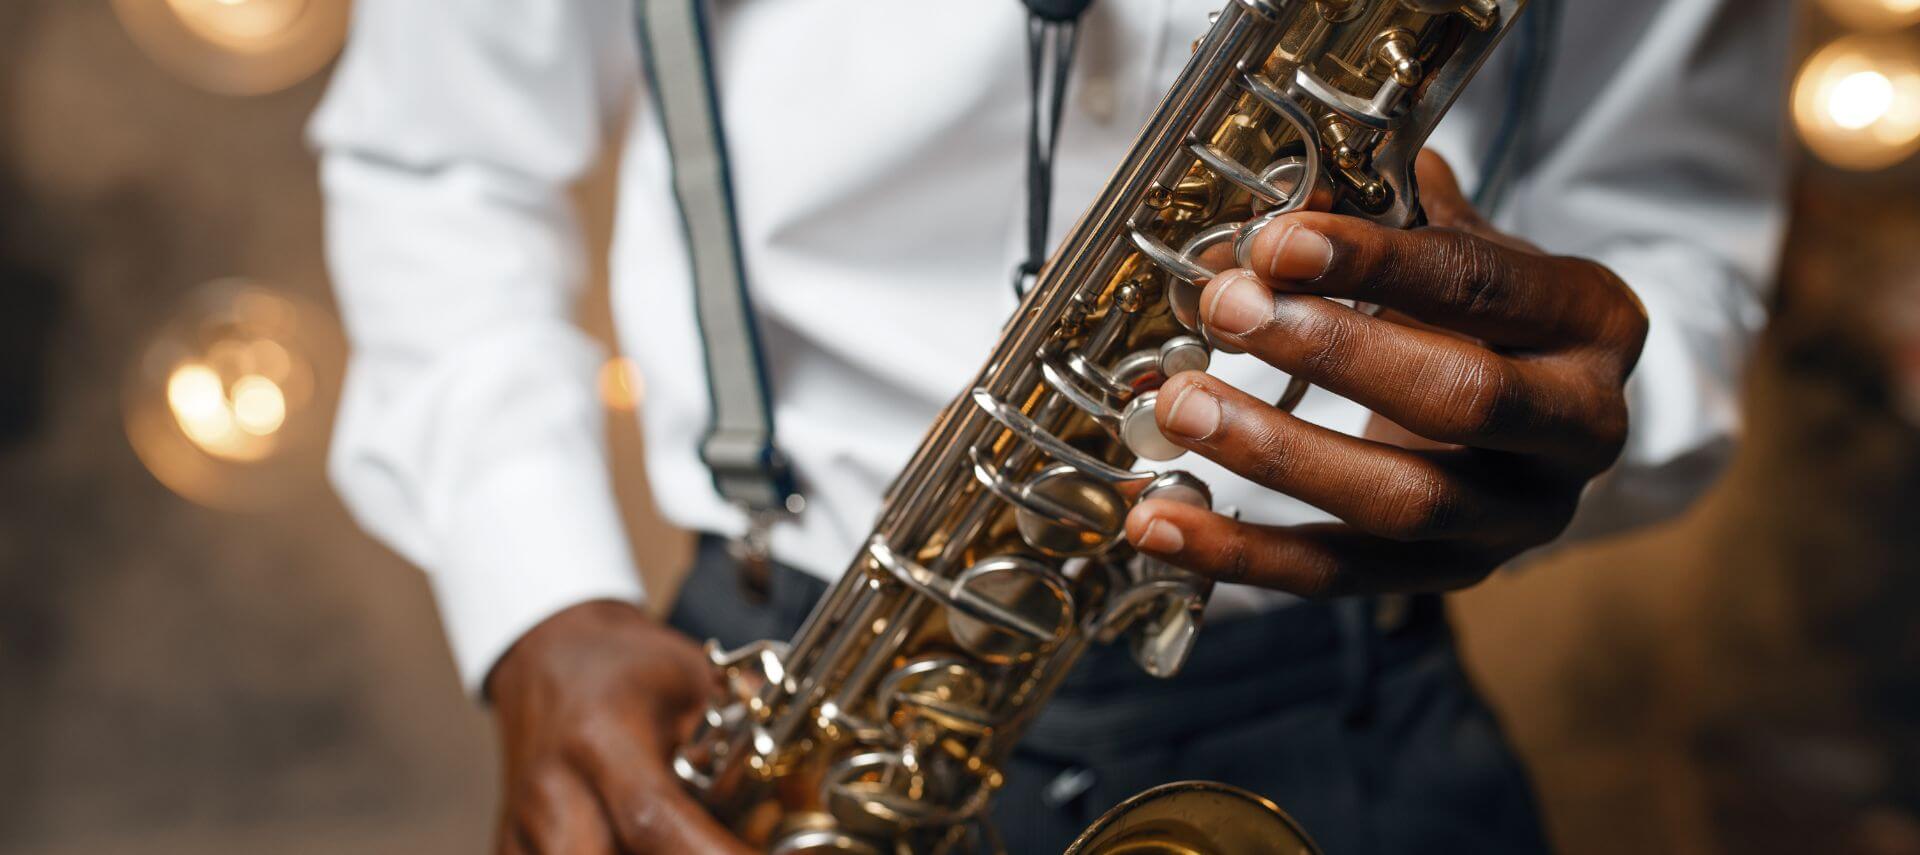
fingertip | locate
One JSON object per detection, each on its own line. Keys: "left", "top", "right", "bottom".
{"left": 1189, "top": 237, "right": 1239, "bottom": 274}
{"left": 1125, "top": 500, "right": 1158, "bottom": 542}
{"left": 1414, "top": 149, "right": 1458, "bottom": 186}
{"left": 1200, "top": 268, "right": 1277, "bottom": 337}
{"left": 1125, "top": 500, "right": 1188, "bottom": 554}
{"left": 1246, "top": 217, "right": 1335, "bottom": 282}
{"left": 1154, "top": 369, "right": 1205, "bottom": 412}
{"left": 1199, "top": 266, "right": 1258, "bottom": 308}
{"left": 1155, "top": 379, "right": 1222, "bottom": 442}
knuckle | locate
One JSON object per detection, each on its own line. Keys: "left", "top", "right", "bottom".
{"left": 1624, "top": 294, "right": 1651, "bottom": 347}
{"left": 1434, "top": 354, "right": 1519, "bottom": 439}
{"left": 1215, "top": 535, "right": 1255, "bottom": 585}
{"left": 504, "top": 765, "right": 570, "bottom": 841}
{"left": 1588, "top": 397, "right": 1631, "bottom": 468}
{"left": 1553, "top": 363, "right": 1632, "bottom": 473}
{"left": 1240, "top": 425, "right": 1296, "bottom": 490}
{"left": 1364, "top": 230, "right": 1418, "bottom": 300}
{"left": 1295, "top": 553, "right": 1345, "bottom": 599}
{"left": 1277, "top": 300, "right": 1357, "bottom": 382}
{"left": 1462, "top": 361, "right": 1515, "bottom": 434}
{"left": 505, "top": 765, "right": 554, "bottom": 810}
{"left": 1612, "top": 296, "right": 1652, "bottom": 364}
{"left": 614, "top": 795, "right": 670, "bottom": 850}
{"left": 1435, "top": 232, "right": 1506, "bottom": 315}
{"left": 556, "top": 728, "right": 602, "bottom": 770}
{"left": 1586, "top": 262, "right": 1650, "bottom": 356}
{"left": 497, "top": 822, "right": 538, "bottom": 855}
{"left": 1376, "top": 466, "right": 1459, "bottom": 541}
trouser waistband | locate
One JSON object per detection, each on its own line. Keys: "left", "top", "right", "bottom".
{"left": 668, "top": 535, "right": 1452, "bottom": 755}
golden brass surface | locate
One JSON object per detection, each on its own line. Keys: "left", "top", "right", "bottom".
{"left": 673, "top": 3, "right": 1528, "bottom": 852}
{"left": 1066, "top": 782, "right": 1321, "bottom": 855}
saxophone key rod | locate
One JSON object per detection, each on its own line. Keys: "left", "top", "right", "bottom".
{"left": 678, "top": 3, "right": 1531, "bottom": 852}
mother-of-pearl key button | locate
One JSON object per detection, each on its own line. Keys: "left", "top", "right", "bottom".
{"left": 1121, "top": 391, "right": 1185, "bottom": 461}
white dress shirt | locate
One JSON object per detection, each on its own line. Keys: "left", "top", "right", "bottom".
{"left": 311, "top": 0, "right": 1793, "bottom": 690}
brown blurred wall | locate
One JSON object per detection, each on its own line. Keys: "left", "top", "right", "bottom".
{"left": 0, "top": 3, "right": 498, "bottom": 852}
{"left": 4, "top": 3, "right": 1919, "bottom": 855}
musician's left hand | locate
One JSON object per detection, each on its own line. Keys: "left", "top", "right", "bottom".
{"left": 1125, "top": 152, "right": 1649, "bottom": 595}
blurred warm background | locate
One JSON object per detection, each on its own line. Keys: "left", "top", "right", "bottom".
{"left": 3, "top": 1, "right": 1919, "bottom": 854}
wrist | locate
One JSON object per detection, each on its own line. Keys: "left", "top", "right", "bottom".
{"left": 484, "top": 597, "right": 655, "bottom": 703}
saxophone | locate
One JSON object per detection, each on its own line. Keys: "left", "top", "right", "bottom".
{"left": 675, "top": 1, "right": 1526, "bottom": 851}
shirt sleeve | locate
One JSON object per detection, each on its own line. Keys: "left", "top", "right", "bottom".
{"left": 1494, "top": 0, "right": 1795, "bottom": 545}
{"left": 309, "top": 0, "right": 645, "bottom": 692}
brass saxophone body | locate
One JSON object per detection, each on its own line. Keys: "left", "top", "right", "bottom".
{"left": 675, "top": 1, "right": 1527, "bottom": 851}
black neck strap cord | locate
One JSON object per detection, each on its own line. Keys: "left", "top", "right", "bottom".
{"left": 637, "top": 0, "right": 1099, "bottom": 525}
{"left": 1473, "top": 0, "right": 1558, "bottom": 214}
{"left": 1013, "top": 0, "right": 1096, "bottom": 297}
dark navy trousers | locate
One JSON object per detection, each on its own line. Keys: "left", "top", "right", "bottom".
{"left": 667, "top": 536, "right": 1550, "bottom": 854}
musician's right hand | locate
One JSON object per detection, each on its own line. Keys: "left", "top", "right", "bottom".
{"left": 485, "top": 600, "right": 755, "bottom": 855}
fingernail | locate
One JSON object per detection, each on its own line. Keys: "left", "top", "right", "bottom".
{"left": 1135, "top": 516, "right": 1184, "bottom": 553}
{"left": 1257, "top": 223, "right": 1333, "bottom": 281}
{"left": 1163, "top": 383, "right": 1221, "bottom": 440}
{"left": 1203, "top": 270, "right": 1272, "bottom": 336}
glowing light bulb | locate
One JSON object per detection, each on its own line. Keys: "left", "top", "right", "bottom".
{"left": 1793, "top": 35, "right": 1920, "bottom": 171}
{"left": 1816, "top": 0, "right": 1920, "bottom": 29}
{"left": 126, "top": 280, "right": 341, "bottom": 510}
{"left": 162, "top": 0, "right": 308, "bottom": 47}
{"left": 163, "top": 362, "right": 284, "bottom": 462}
{"left": 167, "top": 363, "right": 237, "bottom": 450}
{"left": 231, "top": 374, "right": 287, "bottom": 436}
{"left": 111, "top": 0, "right": 347, "bottom": 95}
{"left": 1829, "top": 71, "right": 1896, "bottom": 130}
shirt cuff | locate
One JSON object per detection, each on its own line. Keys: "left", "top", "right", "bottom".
{"left": 1601, "top": 242, "right": 1764, "bottom": 468}
{"left": 1518, "top": 241, "right": 1764, "bottom": 554}
{"left": 428, "top": 454, "right": 646, "bottom": 695}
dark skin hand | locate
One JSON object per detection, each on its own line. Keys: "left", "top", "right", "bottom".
{"left": 487, "top": 600, "right": 755, "bottom": 855}
{"left": 1126, "top": 152, "right": 1650, "bottom": 595}
{"left": 485, "top": 152, "right": 1647, "bottom": 853}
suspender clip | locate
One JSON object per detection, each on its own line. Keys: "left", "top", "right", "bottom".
{"left": 726, "top": 494, "right": 803, "bottom": 601}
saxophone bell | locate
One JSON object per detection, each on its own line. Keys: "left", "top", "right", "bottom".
{"left": 1066, "top": 781, "right": 1319, "bottom": 855}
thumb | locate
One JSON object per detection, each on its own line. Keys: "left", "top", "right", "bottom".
{"left": 574, "top": 715, "right": 757, "bottom": 855}
{"left": 1413, "top": 149, "right": 1483, "bottom": 232}
{"left": 1414, "top": 149, "right": 1542, "bottom": 253}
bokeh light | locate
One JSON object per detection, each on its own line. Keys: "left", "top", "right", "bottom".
{"left": 163, "top": 362, "right": 290, "bottom": 461}
{"left": 599, "top": 357, "right": 647, "bottom": 412}
{"left": 162, "top": 0, "right": 310, "bottom": 50}
{"left": 1829, "top": 70, "right": 1898, "bottom": 130}
{"left": 112, "top": 0, "right": 348, "bottom": 95}
{"left": 1793, "top": 34, "right": 1920, "bottom": 171}
{"left": 124, "top": 280, "right": 340, "bottom": 510}
{"left": 1815, "top": 0, "right": 1920, "bottom": 30}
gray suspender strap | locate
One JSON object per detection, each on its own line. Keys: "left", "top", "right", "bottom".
{"left": 636, "top": 0, "right": 800, "bottom": 526}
